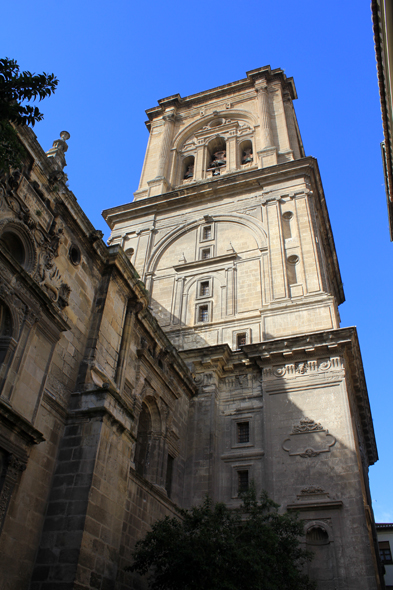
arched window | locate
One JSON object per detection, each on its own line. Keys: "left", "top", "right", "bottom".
{"left": 0, "top": 231, "right": 26, "bottom": 267}
{"left": 182, "top": 155, "right": 195, "bottom": 181}
{"left": 239, "top": 140, "right": 253, "bottom": 166}
{"left": 0, "top": 223, "right": 36, "bottom": 273}
{"left": 206, "top": 137, "right": 226, "bottom": 177}
{"left": 134, "top": 403, "right": 152, "bottom": 477}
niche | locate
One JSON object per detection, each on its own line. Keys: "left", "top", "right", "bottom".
{"left": 282, "top": 211, "right": 294, "bottom": 239}
{"left": 287, "top": 254, "right": 299, "bottom": 285}
{"left": 134, "top": 403, "right": 151, "bottom": 477}
{"left": 239, "top": 140, "right": 253, "bottom": 166}
{"left": 306, "top": 526, "right": 335, "bottom": 589}
{"left": 134, "top": 398, "right": 162, "bottom": 484}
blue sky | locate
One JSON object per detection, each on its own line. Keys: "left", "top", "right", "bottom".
{"left": 2, "top": 1, "right": 392, "bottom": 521}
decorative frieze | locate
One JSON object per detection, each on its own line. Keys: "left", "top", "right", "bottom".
{"left": 263, "top": 356, "right": 342, "bottom": 380}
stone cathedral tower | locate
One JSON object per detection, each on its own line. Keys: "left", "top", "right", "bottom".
{"left": 103, "top": 67, "right": 380, "bottom": 589}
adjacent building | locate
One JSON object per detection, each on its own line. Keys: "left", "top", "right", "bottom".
{"left": 0, "top": 67, "right": 383, "bottom": 589}
{"left": 377, "top": 523, "right": 393, "bottom": 589}
{"left": 372, "top": 0, "right": 393, "bottom": 239}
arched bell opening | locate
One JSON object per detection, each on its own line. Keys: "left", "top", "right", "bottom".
{"left": 206, "top": 137, "right": 226, "bottom": 177}
{"left": 182, "top": 155, "right": 195, "bottom": 182}
{"left": 239, "top": 139, "right": 253, "bottom": 166}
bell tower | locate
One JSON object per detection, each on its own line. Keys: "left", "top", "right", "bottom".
{"left": 103, "top": 68, "right": 380, "bottom": 589}
{"left": 104, "top": 66, "right": 343, "bottom": 352}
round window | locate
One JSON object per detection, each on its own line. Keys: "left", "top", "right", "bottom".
{"left": 69, "top": 244, "right": 81, "bottom": 266}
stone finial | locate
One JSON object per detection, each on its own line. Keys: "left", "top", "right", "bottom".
{"left": 46, "top": 131, "right": 71, "bottom": 170}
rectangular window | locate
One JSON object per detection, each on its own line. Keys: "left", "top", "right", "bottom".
{"left": 237, "top": 470, "right": 249, "bottom": 494}
{"left": 165, "top": 455, "right": 174, "bottom": 498}
{"left": 203, "top": 226, "right": 212, "bottom": 240}
{"left": 201, "top": 248, "right": 211, "bottom": 260}
{"left": 236, "top": 333, "right": 247, "bottom": 348}
{"left": 379, "top": 541, "right": 393, "bottom": 564}
{"left": 200, "top": 281, "right": 210, "bottom": 297}
{"left": 237, "top": 422, "right": 249, "bottom": 444}
{"left": 198, "top": 305, "right": 209, "bottom": 322}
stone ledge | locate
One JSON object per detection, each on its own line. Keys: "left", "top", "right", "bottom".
{"left": 0, "top": 398, "right": 45, "bottom": 446}
{"left": 287, "top": 500, "right": 343, "bottom": 511}
{"left": 173, "top": 252, "right": 237, "bottom": 272}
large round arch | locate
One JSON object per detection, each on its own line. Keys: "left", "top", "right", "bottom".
{"left": 146, "top": 214, "right": 268, "bottom": 275}
{"left": 172, "top": 109, "right": 258, "bottom": 152}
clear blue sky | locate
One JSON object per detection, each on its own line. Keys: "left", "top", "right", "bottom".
{"left": 3, "top": 1, "right": 392, "bottom": 521}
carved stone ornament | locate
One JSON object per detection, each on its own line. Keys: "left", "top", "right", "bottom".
{"left": 282, "top": 418, "right": 336, "bottom": 459}
{"left": 32, "top": 222, "right": 71, "bottom": 309}
{"left": 292, "top": 417, "right": 324, "bottom": 434}
{"left": 301, "top": 485, "right": 325, "bottom": 494}
{"left": 263, "top": 357, "right": 342, "bottom": 380}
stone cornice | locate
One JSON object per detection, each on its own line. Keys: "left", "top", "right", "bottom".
{"left": 0, "top": 398, "right": 45, "bottom": 446}
{"left": 103, "top": 159, "right": 319, "bottom": 225}
{"left": 144, "top": 66, "right": 297, "bottom": 125}
{"left": 287, "top": 500, "right": 343, "bottom": 511}
{"left": 105, "top": 245, "right": 149, "bottom": 308}
{"left": 173, "top": 252, "right": 237, "bottom": 272}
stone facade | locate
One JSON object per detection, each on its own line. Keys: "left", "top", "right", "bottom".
{"left": 0, "top": 67, "right": 383, "bottom": 590}
{"left": 0, "top": 128, "right": 196, "bottom": 589}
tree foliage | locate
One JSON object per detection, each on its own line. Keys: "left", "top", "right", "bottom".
{"left": 0, "top": 57, "right": 58, "bottom": 172}
{"left": 130, "top": 489, "right": 315, "bottom": 590}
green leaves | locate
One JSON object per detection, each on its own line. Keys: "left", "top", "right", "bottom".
{"left": 0, "top": 58, "right": 58, "bottom": 127}
{"left": 0, "top": 57, "right": 58, "bottom": 172}
{"left": 129, "top": 489, "right": 315, "bottom": 590}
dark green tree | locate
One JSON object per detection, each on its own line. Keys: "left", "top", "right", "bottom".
{"left": 0, "top": 57, "right": 58, "bottom": 172}
{"left": 129, "top": 489, "right": 315, "bottom": 590}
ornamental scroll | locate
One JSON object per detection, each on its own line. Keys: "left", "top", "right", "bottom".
{"left": 282, "top": 418, "right": 336, "bottom": 459}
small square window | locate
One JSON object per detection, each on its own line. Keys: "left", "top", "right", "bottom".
{"left": 200, "top": 281, "right": 210, "bottom": 297}
{"left": 379, "top": 541, "right": 393, "bottom": 564}
{"left": 203, "top": 226, "right": 212, "bottom": 240}
{"left": 236, "top": 333, "right": 247, "bottom": 348}
{"left": 198, "top": 305, "right": 209, "bottom": 322}
{"left": 237, "top": 422, "right": 249, "bottom": 444}
{"left": 201, "top": 248, "right": 211, "bottom": 260}
{"left": 237, "top": 470, "right": 249, "bottom": 494}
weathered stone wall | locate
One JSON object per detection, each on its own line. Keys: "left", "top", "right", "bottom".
{"left": 0, "top": 128, "right": 196, "bottom": 590}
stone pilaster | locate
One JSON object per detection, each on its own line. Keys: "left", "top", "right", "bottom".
{"left": 283, "top": 91, "right": 301, "bottom": 160}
